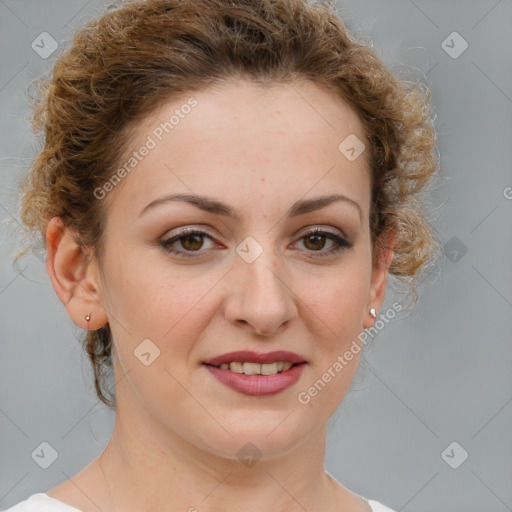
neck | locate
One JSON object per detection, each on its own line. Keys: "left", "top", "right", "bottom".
{"left": 98, "top": 407, "right": 337, "bottom": 512}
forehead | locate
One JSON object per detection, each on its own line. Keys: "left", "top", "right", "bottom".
{"left": 105, "top": 79, "right": 370, "bottom": 222}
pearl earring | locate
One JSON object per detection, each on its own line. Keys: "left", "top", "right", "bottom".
{"left": 369, "top": 308, "right": 376, "bottom": 318}
{"left": 85, "top": 313, "right": 91, "bottom": 322}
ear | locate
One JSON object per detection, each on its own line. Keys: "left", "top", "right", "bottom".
{"left": 363, "top": 229, "right": 397, "bottom": 329}
{"left": 45, "top": 216, "right": 108, "bottom": 331}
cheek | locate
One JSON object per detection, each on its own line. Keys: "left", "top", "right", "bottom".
{"left": 100, "top": 248, "right": 221, "bottom": 361}
{"left": 105, "top": 274, "right": 201, "bottom": 341}
{"left": 312, "top": 281, "right": 365, "bottom": 328}
{"left": 295, "top": 270, "right": 369, "bottom": 417}
{"left": 302, "top": 261, "right": 370, "bottom": 343}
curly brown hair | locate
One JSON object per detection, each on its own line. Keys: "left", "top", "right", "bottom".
{"left": 17, "top": 0, "right": 442, "bottom": 409}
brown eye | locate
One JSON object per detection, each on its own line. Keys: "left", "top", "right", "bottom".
{"left": 303, "top": 233, "right": 327, "bottom": 251}
{"left": 296, "top": 229, "right": 353, "bottom": 257}
{"left": 160, "top": 228, "right": 216, "bottom": 257}
{"left": 180, "top": 233, "right": 205, "bottom": 251}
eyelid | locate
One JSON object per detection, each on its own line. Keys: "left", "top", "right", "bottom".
{"left": 295, "top": 225, "right": 347, "bottom": 238}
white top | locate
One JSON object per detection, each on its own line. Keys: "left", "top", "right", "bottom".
{"left": 2, "top": 492, "right": 397, "bottom": 511}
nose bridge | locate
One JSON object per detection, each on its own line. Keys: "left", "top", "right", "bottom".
{"left": 227, "top": 234, "right": 297, "bottom": 335}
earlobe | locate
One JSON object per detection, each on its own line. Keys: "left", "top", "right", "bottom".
{"left": 45, "top": 216, "right": 108, "bottom": 330}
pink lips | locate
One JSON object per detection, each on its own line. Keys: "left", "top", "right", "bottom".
{"left": 202, "top": 350, "right": 307, "bottom": 397}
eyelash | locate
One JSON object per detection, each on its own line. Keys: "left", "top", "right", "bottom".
{"left": 159, "top": 227, "right": 353, "bottom": 259}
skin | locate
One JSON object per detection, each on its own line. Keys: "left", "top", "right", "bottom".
{"left": 45, "top": 79, "right": 394, "bottom": 512}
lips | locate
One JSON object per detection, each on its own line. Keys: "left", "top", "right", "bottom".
{"left": 203, "top": 350, "right": 306, "bottom": 366}
{"left": 202, "top": 350, "right": 307, "bottom": 396}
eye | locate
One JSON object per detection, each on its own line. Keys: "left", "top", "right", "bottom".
{"left": 159, "top": 228, "right": 217, "bottom": 257}
{"left": 159, "top": 227, "right": 353, "bottom": 259}
{"left": 295, "top": 228, "right": 353, "bottom": 257}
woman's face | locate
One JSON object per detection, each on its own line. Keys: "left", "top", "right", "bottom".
{"left": 94, "top": 79, "right": 389, "bottom": 459}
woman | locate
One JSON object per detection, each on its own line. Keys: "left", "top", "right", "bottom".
{"left": 8, "top": 0, "right": 441, "bottom": 510}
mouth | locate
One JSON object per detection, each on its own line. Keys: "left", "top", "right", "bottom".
{"left": 202, "top": 350, "right": 307, "bottom": 396}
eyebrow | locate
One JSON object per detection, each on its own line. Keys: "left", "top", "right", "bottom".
{"left": 139, "top": 192, "right": 362, "bottom": 223}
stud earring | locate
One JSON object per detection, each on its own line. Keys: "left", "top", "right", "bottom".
{"left": 369, "top": 308, "right": 376, "bottom": 318}
{"left": 85, "top": 313, "right": 91, "bottom": 322}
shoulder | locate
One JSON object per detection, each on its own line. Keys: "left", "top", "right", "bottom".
{"left": 366, "top": 499, "right": 398, "bottom": 512}
{"left": 1, "top": 493, "right": 82, "bottom": 512}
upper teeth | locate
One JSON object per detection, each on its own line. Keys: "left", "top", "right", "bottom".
{"left": 217, "top": 361, "right": 294, "bottom": 375}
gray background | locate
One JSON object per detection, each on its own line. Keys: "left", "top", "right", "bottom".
{"left": 1, "top": 1, "right": 511, "bottom": 511}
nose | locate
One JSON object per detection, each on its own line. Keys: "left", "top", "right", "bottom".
{"left": 223, "top": 246, "right": 298, "bottom": 337}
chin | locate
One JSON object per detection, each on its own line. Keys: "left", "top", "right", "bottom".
{"left": 193, "top": 415, "right": 314, "bottom": 462}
